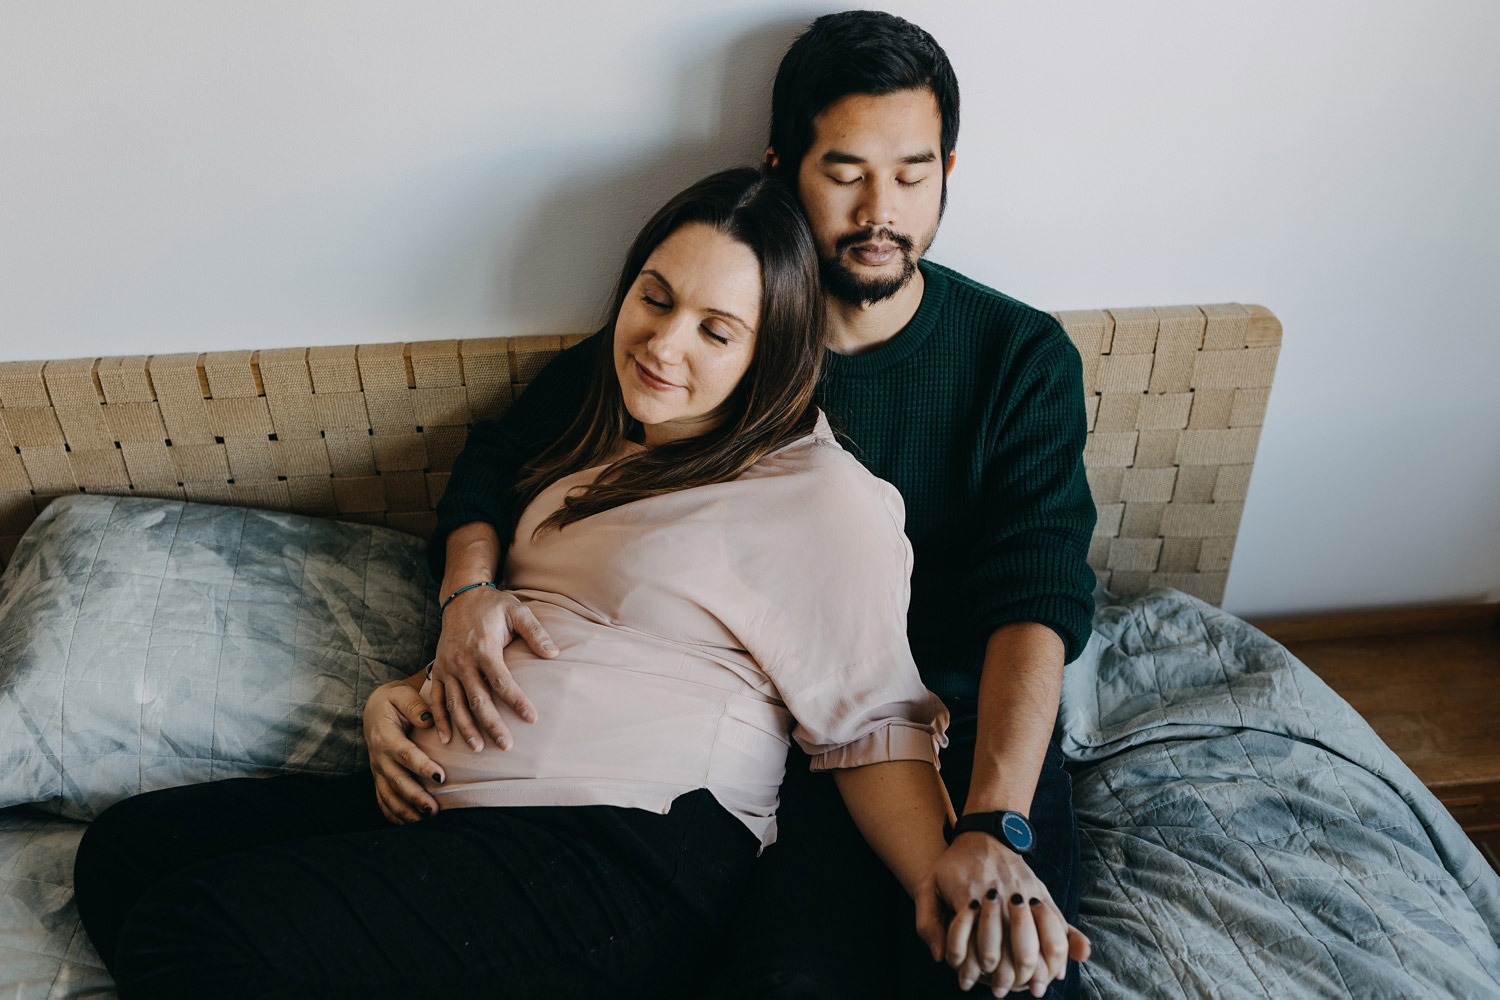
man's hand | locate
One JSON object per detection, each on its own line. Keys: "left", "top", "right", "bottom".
{"left": 429, "top": 586, "right": 557, "bottom": 752}
{"left": 363, "top": 679, "right": 445, "bottom": 825}
{"left": 915, "top": 832, "right": 1091, "bottom": 995}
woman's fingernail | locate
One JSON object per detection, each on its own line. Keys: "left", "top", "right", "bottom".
{"left": 439, "top": 732, "right": 450, "bottom": 744}
{"left": 1011, "top": 893, "right": 1024, "bottom": 905}
{"left": 420, "top": 712, "right": 432, "bottom": 722}
{"left": 969, "top": 899, "right": 981, "bottom": 911}
{"left": 1029, "top": 897, "right": 1040, "bottom": 906}
{"left": 959, "top": 978, "right": 973, "bottom": 991}
{"left": 432, "top": 772, "right": 443, "bottom": 783}
{"left": 422, "top": 806, "right": 433, "bottom": 817}
{"left": 468, "top": 738, "right": 482, "bottom": 752}
{"left": 985, "top": 888, "right": 999, "bottom": 902}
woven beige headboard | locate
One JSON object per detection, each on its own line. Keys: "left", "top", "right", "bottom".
{"left": 0, "top": 303, "right": 1279, "bottom": 605}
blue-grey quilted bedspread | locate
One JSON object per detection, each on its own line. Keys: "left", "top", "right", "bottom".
{"left": 1067, "top": 590, "right": 1500, "bottom": 998}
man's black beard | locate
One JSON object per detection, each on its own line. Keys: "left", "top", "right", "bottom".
{"left": 820, "top": 228, "right": 919, "bottom": 306}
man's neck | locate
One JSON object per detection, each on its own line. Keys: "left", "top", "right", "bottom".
{"left": 825, "top": 267, "right": 926, "bottom": 356}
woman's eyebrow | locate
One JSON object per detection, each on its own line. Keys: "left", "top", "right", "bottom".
{"left": 640, "top": 268, "right": 751, "bottom": 335}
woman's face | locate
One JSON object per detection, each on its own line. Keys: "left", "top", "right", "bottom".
{"left": 613, "top": 222, "right": 761, "bottom": 447}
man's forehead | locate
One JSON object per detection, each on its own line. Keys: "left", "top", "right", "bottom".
{"left": 807, "top": 89, "right": 943, "bottom": 161}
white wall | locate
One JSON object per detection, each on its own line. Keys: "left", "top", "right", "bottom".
{"left": 2, "top": 0, "right": 1497, "bottom": 618}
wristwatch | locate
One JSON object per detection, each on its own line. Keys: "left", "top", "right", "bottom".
{"left": 943, "top": 810, "right": 1035, "bottom": 854}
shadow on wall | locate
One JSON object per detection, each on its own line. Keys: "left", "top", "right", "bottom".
{"left": 501, "top": 15, "right": 811, "bottom": 334}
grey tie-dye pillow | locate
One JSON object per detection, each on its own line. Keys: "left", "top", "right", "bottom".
{"left": 0, "top": 494, "right": 439, "bottom": 821}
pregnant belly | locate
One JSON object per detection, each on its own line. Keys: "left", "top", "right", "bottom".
{"left": 411, "top": 656, "right": 729, "bottom": 792}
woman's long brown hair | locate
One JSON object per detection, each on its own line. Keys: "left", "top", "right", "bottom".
{"left": 511, "top": 168, "right": 827, "bottom": 535}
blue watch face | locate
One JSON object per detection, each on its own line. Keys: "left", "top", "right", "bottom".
{"left": 1001, "top": 812, "right": 1034, "bottom": 852}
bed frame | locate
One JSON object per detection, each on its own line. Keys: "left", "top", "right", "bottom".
{"left": 0, "top": 304, "right": 1280, "bottom": 605}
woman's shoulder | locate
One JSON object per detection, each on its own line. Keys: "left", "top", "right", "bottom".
{"left": 746, "top": 410, "right": 906, "bottom": 535}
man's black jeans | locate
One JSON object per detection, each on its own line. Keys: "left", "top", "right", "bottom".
{"left": 72, "top": 771, "right": 757, "bottom": 999}
{"left": 701, "top": 701, "right": 1083, "bottom": 1000}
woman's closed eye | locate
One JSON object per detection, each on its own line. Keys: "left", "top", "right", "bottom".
{"left": 641, "top": 293, "right": 669, "bottom": 309}
{"left": 702, "top": 326, "right": 729, "bottom": 345}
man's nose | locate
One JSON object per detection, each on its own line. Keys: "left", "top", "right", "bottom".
{"left": 855, "top": 178, "right": 897, "bottom": 230}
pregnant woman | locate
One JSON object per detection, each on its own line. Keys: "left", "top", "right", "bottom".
{"left": 71, "top": 167, "right": 1074, "bottom": 998}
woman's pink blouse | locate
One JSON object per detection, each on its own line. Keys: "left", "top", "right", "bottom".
{"left": 413, "top": 412, "right": 949, "bottom": 851}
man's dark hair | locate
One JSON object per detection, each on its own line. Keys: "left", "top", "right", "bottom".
{"left": 768, "top": 10, "right": 960, "bottom": 180}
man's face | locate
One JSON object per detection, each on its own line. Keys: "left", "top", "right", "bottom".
{"left": 792, "top": 88, "right": 950, "bottom": 306}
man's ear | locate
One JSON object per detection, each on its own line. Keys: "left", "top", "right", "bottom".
{"left": 764, "top": 147, "right": 780, "bottom": 171}
{"left": 945, "top": 149, "right": 957, "bottom": 177}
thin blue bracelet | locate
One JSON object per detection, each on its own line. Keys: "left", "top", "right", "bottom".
{"left": 440, "top": 581, "right": 498, "bottom": 617}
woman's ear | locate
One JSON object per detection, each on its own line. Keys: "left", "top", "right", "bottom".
{"left": 764, "top": 147, "right": 780, "bottom": 171}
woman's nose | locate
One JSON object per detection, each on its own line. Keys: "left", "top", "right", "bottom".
{"left": 645, "top": 318, "right": 692, "bottom": 365}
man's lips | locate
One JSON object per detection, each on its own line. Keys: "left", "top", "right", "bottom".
{"left": 849, "top": 242, "right": 899, "bottom": 266}
{"left": 634, "top": 359, "right": 681, "bottom": 390}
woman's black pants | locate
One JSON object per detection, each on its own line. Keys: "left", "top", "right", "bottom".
{"left": 72, "top": 770, "right": 756, "bottom": 999}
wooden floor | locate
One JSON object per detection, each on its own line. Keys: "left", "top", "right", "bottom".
{"left": 1259, "top": 610, "right": 1500, "bottom": 870}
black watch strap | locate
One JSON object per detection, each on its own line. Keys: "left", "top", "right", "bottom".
{"left": 943, "top": 811, "right": 1035, "bottom": 854}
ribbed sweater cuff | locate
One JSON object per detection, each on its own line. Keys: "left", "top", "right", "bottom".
{"left": 972, "top": 592, "right": 1096, "bottom": 665}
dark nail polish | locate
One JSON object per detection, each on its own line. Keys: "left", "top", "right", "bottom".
{"left": 1029, "top": 897, "right": 1041, "bottom": 906}
{"left": 420, "top": 712, "right": 432, "bottom": 722}
{"left": 1011, "top": 893, "right": 1024, "bottom": 906}
{"left": 432, "top": 772, "right": 443, "bottom": 783}
{"left": 969, "top": 899, "right": 981, "bottom": 911}
{"left": 422, "top": 806, "right": 433, "bottom": 817}
{"left": 986, "top": 888, "right": 999, "bottom": 902}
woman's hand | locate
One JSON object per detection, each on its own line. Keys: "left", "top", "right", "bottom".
{"left": 363, "top": 678, "right": 445, "bottom": 825}
{"left": 429, "top": 585, "right": 557, "bottom": 753}
{"left": 914, "top": 833, "right": 1091, "bottom": 995}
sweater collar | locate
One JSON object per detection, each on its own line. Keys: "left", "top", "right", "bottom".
{"left": 821, "top": 259, "right": 948, "bottom": 378}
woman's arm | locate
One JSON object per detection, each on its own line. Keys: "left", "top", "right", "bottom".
{"left": 831, "top": 759, "right": 955, "bottom": 900}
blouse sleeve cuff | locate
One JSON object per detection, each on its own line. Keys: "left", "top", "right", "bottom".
{"left": 807, "top": 712, "right": 950, "bottom": 773}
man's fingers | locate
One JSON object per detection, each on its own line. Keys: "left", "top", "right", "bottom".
{"left": 429, "top": 677, "right": 452, "bottom": 744}
{"left": 444, "top": 680, "right": 487, "bottom": 752}
{"left": 512, "top": 605, "right": 559, "bottom": 662}
{"left": 975, "top": 888, "right": 1004, "bottom": 973}
{"left": 459, "top": 657, "right": 517, "bottom": 748}
{"left": 1007, "top": 894, "right": 1041, "bottom": 990}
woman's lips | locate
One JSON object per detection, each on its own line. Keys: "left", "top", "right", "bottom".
{"left": 850, "top": 243, "right": 898, "bottom": 266}
{"left": 634, "top": 359, "right": 681, "bottom": 390}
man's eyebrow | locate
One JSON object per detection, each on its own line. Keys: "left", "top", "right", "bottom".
{"left": 820, "top": 149, "right": 938, "bottom": 166}
{"left": 640, "top": 268, "right": 752, "bottom": 335}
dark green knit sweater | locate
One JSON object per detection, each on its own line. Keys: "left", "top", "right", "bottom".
{"left": 431, "top": 260, "right": 1096, "bottom": 713}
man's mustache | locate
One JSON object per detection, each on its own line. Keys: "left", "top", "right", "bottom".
{"left": 834, "top": 228, "right": 915, "bottom": 255}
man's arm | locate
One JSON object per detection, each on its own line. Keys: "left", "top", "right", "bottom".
{"left": 427, "top": 331, "right": 604, "bottom": 583}
{"left": 929, "top": 325, "right": 1098, "bottom": 993}
{"left": 424, "top": 332, "right": 601, "bottom": 747}
{"left": 964, "top": 622, "right": 1063, "bottom": 816}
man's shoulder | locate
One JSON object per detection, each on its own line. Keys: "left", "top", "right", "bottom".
{"left": 923, "top": 260, "right": 1076, "bottom": 373}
